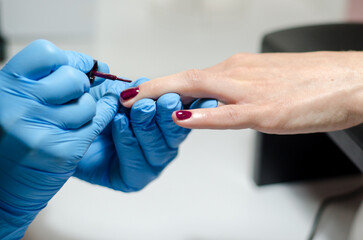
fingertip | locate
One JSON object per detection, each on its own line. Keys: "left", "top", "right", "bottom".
{"left": 175, "top": 110, "right": 192, "bottom": 120}
{"left": 171, "top": 110, "right": 198, "bottom": 129}
{"left": 130, "top": 99, "right": 156, "bottom": 122}
{"left": 119, "top": 86, "right": 140, "bottom": 108}
{"left": 157, "top": 93, "right": 181, "bottom": 110}
{"left": 97, "top": 61, "right": 110, "bottom": 74}
{"left": 172, "top": 112, "right": 192, "bottom": 129}
{"left": 157, "top": 96, "right": 190, "bottom": 149}
{"left": 119, "top": 77, "right": 160, "bottom": 108}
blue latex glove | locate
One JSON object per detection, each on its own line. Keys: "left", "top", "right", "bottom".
{"left": 75, "top": 78, "right": 217, "bottom": 191}
{"left": 0, "top": 40, "right": 120, "bottom": 239}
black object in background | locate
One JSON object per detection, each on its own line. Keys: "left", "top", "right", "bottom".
{"left": 0, "top": 2, "right": 6, "bottom": 62}
{"left": 254, "top": 23, "right": 363, "bottom": 186}
{"left": 0, "top": 36, "right": 5, "bottom": 62}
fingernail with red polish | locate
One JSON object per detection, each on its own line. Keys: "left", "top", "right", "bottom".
{"left": 120, "top": 87, "right": 139, "bottom": 101}
{"left": 175, "top": 110, "right": 192, "bottom": 120}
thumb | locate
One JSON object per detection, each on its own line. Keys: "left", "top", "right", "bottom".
{"left": 171, "top": 105, "right": 256, "bottom": 129}
{"left": 120, "top": 69, "right": 239, "bottom": 108}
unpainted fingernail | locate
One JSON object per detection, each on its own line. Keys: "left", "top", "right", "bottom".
{"left": 120, "top": 87, "right": 139, "bottom": 101}
{"left": 175, "top": 110, "right": 192, "bottom": 120}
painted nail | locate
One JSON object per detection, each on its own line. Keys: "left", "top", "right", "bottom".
{"left": 175, "top": 110, "right": 192, "bottom": 120}
{"left": 120, "top": 87, "right": 139, "bottom": 101}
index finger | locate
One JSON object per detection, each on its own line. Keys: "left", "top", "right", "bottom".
{"left": 120, "top": 69, "right": 238, "bottom": 108}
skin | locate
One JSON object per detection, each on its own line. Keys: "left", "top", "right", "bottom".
{"left": 121, "top": 51, "right": 363, "bottom": 134}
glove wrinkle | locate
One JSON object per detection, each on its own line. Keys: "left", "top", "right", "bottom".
{"left": 0, "top": 40, "right": 115, "bottom": 238}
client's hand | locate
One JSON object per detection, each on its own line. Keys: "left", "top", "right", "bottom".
{"left": 75, "top": 78, "right": 217, "bottom": 191}
{"left": 120, "top": 52, "right": 363, "bottom": 134}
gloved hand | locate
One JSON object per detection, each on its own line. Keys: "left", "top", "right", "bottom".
{"left": 75, "top": 78, "right": 218, "bottom": 191}
{"left": 0, "top": 40, "right": 120, "bottom": 239}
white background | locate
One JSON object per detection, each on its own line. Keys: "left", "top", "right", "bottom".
{"left": 1, "top": 0, "right": 363, "bottom": 239}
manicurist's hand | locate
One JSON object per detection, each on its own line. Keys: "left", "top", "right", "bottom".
{"left": 120, "top": 52, "right": 363, "bottom": 134}
{"left": 0, "top": 40, "right": 119, "bottom": 239}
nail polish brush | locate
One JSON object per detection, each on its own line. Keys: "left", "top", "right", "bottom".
{"left": 87, "top": 60, "right": 132, "bottom": 84}
{"left": 91, "top": 71, "right": 132, "bottom": 83}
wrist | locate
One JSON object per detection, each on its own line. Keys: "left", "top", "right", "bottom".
{"left": 0, "top": 200, "right": 40, "bottom": 240}
{"left": 348, "top": 68, "right": 363, "bottom": 125}
{"left": 335, "top": 52, "right": 363, "bottom": 127}
{"left": 0, "top": 156, "right": 74, "bottom": 239}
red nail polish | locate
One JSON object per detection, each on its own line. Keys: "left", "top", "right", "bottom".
{"left": 175, "top": 110, "right": 192, "bottom": 120}
{"left": 120, "top": 87, "right": 139, "bottom": 101}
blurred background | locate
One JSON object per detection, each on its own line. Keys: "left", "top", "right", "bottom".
{"left": 1, "top": 0, "right": 363, "bottom": 239}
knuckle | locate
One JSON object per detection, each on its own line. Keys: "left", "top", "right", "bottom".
{"left": 229, "top": 52, "right": 252, "bottom": 62}
{"left": 254, "top": 105, "right": 284, "bottom": 132}
{"left": 32, "top": 39, "right": 60, "bottom": 58}
{"left": 229, "top": 53, "right": 242, "bottom": 62}
{"left": 183, "top": 69, "right": 205, "bottom": 87}
{"left": 222, "top": 107, "right": 241, "bottom": 125}
{"left": 226, "top": 66, "right": 245, "bottom": 78}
